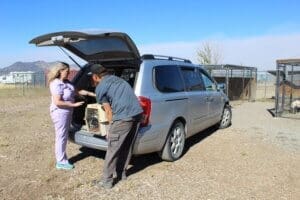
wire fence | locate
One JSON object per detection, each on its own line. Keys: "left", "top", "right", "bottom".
{"left": 0, "top": 71, "right": 47, "bottom": 97}
{"left": 0, "top": 70, "right": 278, "bottom": 100}
{"left": 256, "top": 71, "right": 276, "bottom": 100}
{"left": 0, "top": 71, "right": 47, "bottom": 86}
{"left": 2, "top": 69, "right": 298, "bottom": 120}
{"left": 0, "top": 70, "right": 79, "bottom": 97}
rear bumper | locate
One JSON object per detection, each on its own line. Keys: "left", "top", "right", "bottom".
{"left": 69, "top": 124, "right": 166, "bottom": 155}
{"left": 69, "top": 130, "right": 108, "bottom": 151}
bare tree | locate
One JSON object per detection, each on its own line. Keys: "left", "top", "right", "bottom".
{"left": 197, "top": 42, "right": 222, "bottom": 65}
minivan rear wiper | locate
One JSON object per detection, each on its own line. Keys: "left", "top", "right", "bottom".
{"left": 59, "top": 47, "right": 82, "bottom": 69}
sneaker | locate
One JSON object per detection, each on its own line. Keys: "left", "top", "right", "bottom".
{"left": 92, "top": 179, "right": 113, "bottom": 189}
{"left": 56, "top": 162, "right": 74, "bottom": 170}
{"left": 121, "top": 172, "right": 127, "bottom": 181}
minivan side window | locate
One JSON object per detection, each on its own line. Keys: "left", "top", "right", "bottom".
{"left": 180, "top": 67, "right": 204, "bottom": 91}
{"left": 200, "top": 71, "right": 217, "bottom": 91}
{"left": 154, "top": 65, "right": 184, "bottom": 93}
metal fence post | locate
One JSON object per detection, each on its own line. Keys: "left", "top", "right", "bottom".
{"left": 275, "top": 63, "right": 280, "bottom": 117}
{"left": 264, "top": 72, "right": 267, "bottom": 99}
{"left": 22, "top": 74, "right": 25, "bottom": 96}
{"left": 225, "top": 65, "right": 229, "bottom": 97}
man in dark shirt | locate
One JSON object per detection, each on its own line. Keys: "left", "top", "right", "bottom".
{"left": 89, "top": 64, "right": 143, "bottom": 189}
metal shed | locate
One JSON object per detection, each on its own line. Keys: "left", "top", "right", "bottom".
{"left": 203, "top": 64, "right": 257, "bottom": 101}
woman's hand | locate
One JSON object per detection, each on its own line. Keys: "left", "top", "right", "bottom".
{"left": 78, "top": 90, "right": 96, "bottom": 97}
{"left": 72, "top": 101, "right": 85, "bottom": 107}
{"left": 53, "top": 94, "right": 85, "bottom": 108}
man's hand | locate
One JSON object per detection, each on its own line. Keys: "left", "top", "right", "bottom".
{"left": 102, "top": 103, "right": 113, "bottom": 122}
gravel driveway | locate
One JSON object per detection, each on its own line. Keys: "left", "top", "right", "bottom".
{"left": 0, "top": 96, "right": 299, "bottom": 200}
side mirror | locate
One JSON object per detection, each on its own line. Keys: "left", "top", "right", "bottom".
{"left": 217, "top": 83, "right": 226, "bottom": 93}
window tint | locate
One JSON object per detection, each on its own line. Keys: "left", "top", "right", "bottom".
{"left": 200, "top": 71, "right": 217, "bottom": 91}
{"left": 180, "top": 67, "right": 204, "bottom": 91}
{"left": 71, "top": 37, "right": 130, "bottom": 55}
{"left": 155, "top": 66, "right": 184, "bottom": 93}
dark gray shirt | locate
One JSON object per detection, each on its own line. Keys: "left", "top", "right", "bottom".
{"left": 95, "top": 75, "right": 143, "bottom": 121}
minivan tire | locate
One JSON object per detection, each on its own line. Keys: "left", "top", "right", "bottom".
{"left": 219, "top": 105, "right": 232, "bottom": 129}
{"left": 160, "top": 121, "right": 185, "bottom": 161}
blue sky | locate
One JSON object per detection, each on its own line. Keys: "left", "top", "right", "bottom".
{"left": 1, "top": 0, "right": 300, "bottom": 70}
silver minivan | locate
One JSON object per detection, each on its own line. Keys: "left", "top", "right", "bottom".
{"left": 30, "top": 31, "right": 232, "bottom": 161}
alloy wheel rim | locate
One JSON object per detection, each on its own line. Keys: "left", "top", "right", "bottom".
{"left": 170, "top": 125, "right": 184, "bottom": 158}
{"left": 221, "top": 108, "right": 230, "bottom": 126}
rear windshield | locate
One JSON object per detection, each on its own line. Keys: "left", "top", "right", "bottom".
{"left": 70, "top": 37, "right": 131, "bottom": 55}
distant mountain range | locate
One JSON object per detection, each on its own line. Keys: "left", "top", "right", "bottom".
{"left": 0, "top": 61, "right": 78, "bottom": 73}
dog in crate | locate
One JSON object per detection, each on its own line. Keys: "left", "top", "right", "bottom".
{"left": 85, "top": 103, "right": 110, "bottom": 136}
{"left": 291, "top": 100, "right": 300, "bottom": 113}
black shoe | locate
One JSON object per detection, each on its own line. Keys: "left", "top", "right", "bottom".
{"left": 92, "top": 179, "right": 113, "bottom": 189}
{"left": 117, "top": 171, "right": 127, "bottom": 181}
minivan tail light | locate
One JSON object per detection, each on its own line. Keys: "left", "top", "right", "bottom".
{"left": 138, "top": 96, "right": 151, "bottom": 127}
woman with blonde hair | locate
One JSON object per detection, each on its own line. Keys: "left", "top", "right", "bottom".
{"left": 49, "top": 62, "right": 93, "bottom": 170}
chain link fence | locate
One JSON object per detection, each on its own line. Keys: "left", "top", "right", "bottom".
{"left": 0, "top": 70, "right": 79, "bottom": 97}
{"left": 0, "top": 71, "right": 47, "bottom": 97}
{"left": 1, "top": 69, "right": 277, "bottom": 99}
{"left": 256, "top": 71, "right": 276, "bottom": 100}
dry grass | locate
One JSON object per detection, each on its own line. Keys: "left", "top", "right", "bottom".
{"left": 0, "top": 83, "right": 16, "bottom": 88}
{"left": 0, "top": 95, "right": 299, "bottom": 200}
{"left": 0, "top": 87, "right": 48, "bottom": 98}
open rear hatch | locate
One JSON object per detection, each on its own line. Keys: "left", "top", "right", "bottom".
{"left": 29, "top": 31, "right": 141, "bottom": 67}
{"left": 30, "top": 31, "right": 141, "bottom": 130}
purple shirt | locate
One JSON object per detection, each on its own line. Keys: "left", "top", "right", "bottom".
{"left": 49, "top": 79, "right": 75, "bottom": 113}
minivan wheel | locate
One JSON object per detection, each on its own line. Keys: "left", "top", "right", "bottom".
{"left": 219, "top": 105, "right": 232, "bottom": 129}
{"left": 160, "top": 121, "right": 185, "bottom": 161}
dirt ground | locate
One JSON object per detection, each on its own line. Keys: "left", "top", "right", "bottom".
{"left": 0, "top": 94, "right": 299, "bottom": 200}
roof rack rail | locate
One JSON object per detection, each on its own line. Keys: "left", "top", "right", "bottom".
{"left": 142, "top": 54, "right": 191, "bottom": 63}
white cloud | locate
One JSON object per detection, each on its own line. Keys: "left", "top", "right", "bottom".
{"left": 2, "top": 33, "right": 300, "bottom": 71}
{"left": 138, "top": 33, "right": 300, "bottom": 71}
